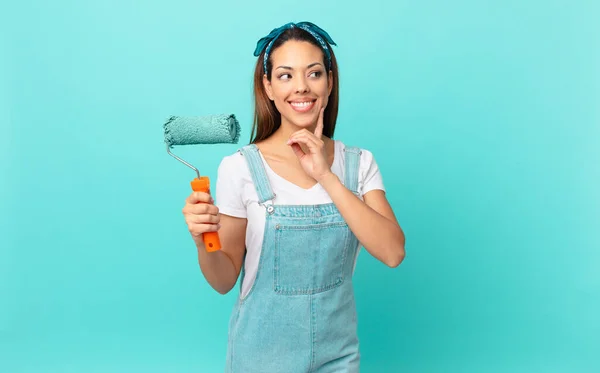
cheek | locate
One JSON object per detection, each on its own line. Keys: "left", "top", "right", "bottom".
{"left": 313, "top": 80, "right": 330, "bottom": 96}
{"left": 270, "top": 84, "right": 289, "bottom": 103}
{"left": 273, "top": 99, "right": 289, "bottom": 114}
{"left": 271, "top": 94, "right": 291, "bottom": 115}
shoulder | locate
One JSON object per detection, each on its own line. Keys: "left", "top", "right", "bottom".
{"left": 218, "top": 149, "right": 244, "bottom": 170}
{"left": 335, "top": 140, "right": 377, "bottom": 167}
{"left": 335, "top": 140, "right": 384, "bottom": 192}
{"left": 217, "top": 148, "right": 252, "bottom": 180}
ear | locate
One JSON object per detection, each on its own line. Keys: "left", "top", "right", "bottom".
{"left": 328, "top": 70, "right": 333, "bottom": 96}
{"left": 263, "top": 74, "right": 274, "bottom": 101}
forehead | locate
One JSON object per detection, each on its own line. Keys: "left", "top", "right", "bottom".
{"left": 270, "top": 40, "right": 324, "bottom": 66}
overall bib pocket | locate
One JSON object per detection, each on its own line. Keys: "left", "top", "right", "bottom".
{"left": 274, "top": 221, "right": 350, "bottom": 295}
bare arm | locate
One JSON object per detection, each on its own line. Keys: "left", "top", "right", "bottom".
{"left": 195, "top": 214, "right": 247, "bottom": 294}
{"left": 320, "top": 174, "right": 405, "bottom": 267}
{"left": 183, "top": 192, "right": 247, "bottom": 294}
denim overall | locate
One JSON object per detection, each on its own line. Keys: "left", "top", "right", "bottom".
{"left": 225, "top": 144, "right": 363, "bottom": 373}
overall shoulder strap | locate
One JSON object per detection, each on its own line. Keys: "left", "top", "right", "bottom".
{"left": 239, "top": 144, "right": 276, "bottom": 204}
{"left": 344, "top": 145, "right": 362, "bottom": 196}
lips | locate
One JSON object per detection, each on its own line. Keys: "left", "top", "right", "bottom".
{"left": 289, "top": 99, "right": 316, "bottom": 113}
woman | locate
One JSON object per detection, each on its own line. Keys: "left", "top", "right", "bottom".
{"left": 182, "top": 21, "right": 406, "bottom": 373}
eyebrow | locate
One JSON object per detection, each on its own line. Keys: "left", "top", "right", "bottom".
{"left": 276, "top": 62, "right": 323, "bottom": 70}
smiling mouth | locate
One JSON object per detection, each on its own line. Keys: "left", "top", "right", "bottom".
{"left": 289, "top": 100, "right": 316, "bottom": 113}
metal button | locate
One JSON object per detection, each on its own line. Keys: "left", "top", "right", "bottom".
{"left": 266, "top": 205, "right": 274, "bottom": 214}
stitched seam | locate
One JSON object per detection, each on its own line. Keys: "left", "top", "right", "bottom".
{"left": 310, "top": 294, "right": 316, "bottom": 372}
{"left": 340, "top": 223, "right": 350, "bottom": 283}
{"left": 278, "top": 221, "right": 348, "bottom": 231}
{"left": 274, "top": 223, "right": 348, "bottom": 295}
{"left": 240, "top": 145, "right": 275, "bottom": 203}
{"left": 344, "top": 146, "right": 360, "bottom": 195}
{"left": 240, "top": 214, "right": 271, "bottom": 304}
{"left": 274, "top": 223, "right": 281, "bottom": 293}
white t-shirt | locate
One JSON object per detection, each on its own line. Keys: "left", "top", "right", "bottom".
{"left": 215, "top": 140, "right": 385, "bottom": 298}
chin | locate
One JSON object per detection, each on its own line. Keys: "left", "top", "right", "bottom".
{"left": 283, "top": 112, "right": 318, "bottom": 129}
{"left": 292, "top": 118, "right": 316, "bottom": 128}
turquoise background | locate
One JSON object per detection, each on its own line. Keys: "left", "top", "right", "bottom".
{"left": 2, "top": 0, "right": 599, "bottom": 372}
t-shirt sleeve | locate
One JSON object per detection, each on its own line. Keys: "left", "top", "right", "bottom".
{"left": 359, "top": 149, "right": 386, "bottom": 196}
{"left": 215, "top": 154, "right": 247, "bottom": 218}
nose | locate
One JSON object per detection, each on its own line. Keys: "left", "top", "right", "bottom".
{"left": 295, "top": 76, "right": 309, "bottom": 94}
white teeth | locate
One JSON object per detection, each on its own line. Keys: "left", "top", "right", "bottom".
{"left": 291, "top": 101, "right": 313, "bottom": 108}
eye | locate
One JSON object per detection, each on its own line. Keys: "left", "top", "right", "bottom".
{"left": 309, "top": 71, "right": 323, "bottom": 78}
{"left": 278, "top": 73, "right": 291, "bottom": 80}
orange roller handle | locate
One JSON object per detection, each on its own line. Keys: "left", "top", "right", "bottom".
{"left": 191, "top": 176, "right": 221, "bottom": 252}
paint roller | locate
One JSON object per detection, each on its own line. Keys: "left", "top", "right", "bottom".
{"left": 163, "top": 114, "right": 241, "bottom": 252}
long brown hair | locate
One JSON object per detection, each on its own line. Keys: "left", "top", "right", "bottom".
{"left": 249, "top": 27, "right": 340, "bottom": 143}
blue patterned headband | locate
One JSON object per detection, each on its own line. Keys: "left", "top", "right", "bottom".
{"left": 253, "top": 21, "right": 337, "bottom": 74}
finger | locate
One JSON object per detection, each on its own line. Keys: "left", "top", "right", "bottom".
{"left": 191, "top": 203, "right": 219, "bottom": 215}
{"left": 289, "top": 134, "right": 322, "bottom": 152}
{"left": 287, "top": 128, "right": 316, "bottom": 144}
{"left": 184, "top": 203, "right": 219, "bottom": 216}
{"left": 314, "top": 107, "right": 325, "bottom": 138}
{"left": 186, "top": 192, "right": 212, "bottom": 204}
{"left": 292, "top": 136, "right": 322, "bottom": 153}
{"left": 289, "top": 131, "right": 317, "bottom": 143}
{"left": 188, "top": 214, "right": 220, "bottom": 225}
{"left": 290, "top": 142, "right": 306, "bottom": 159}
{"left": 189, "top": 223, "right": 221, "bottom": 236}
